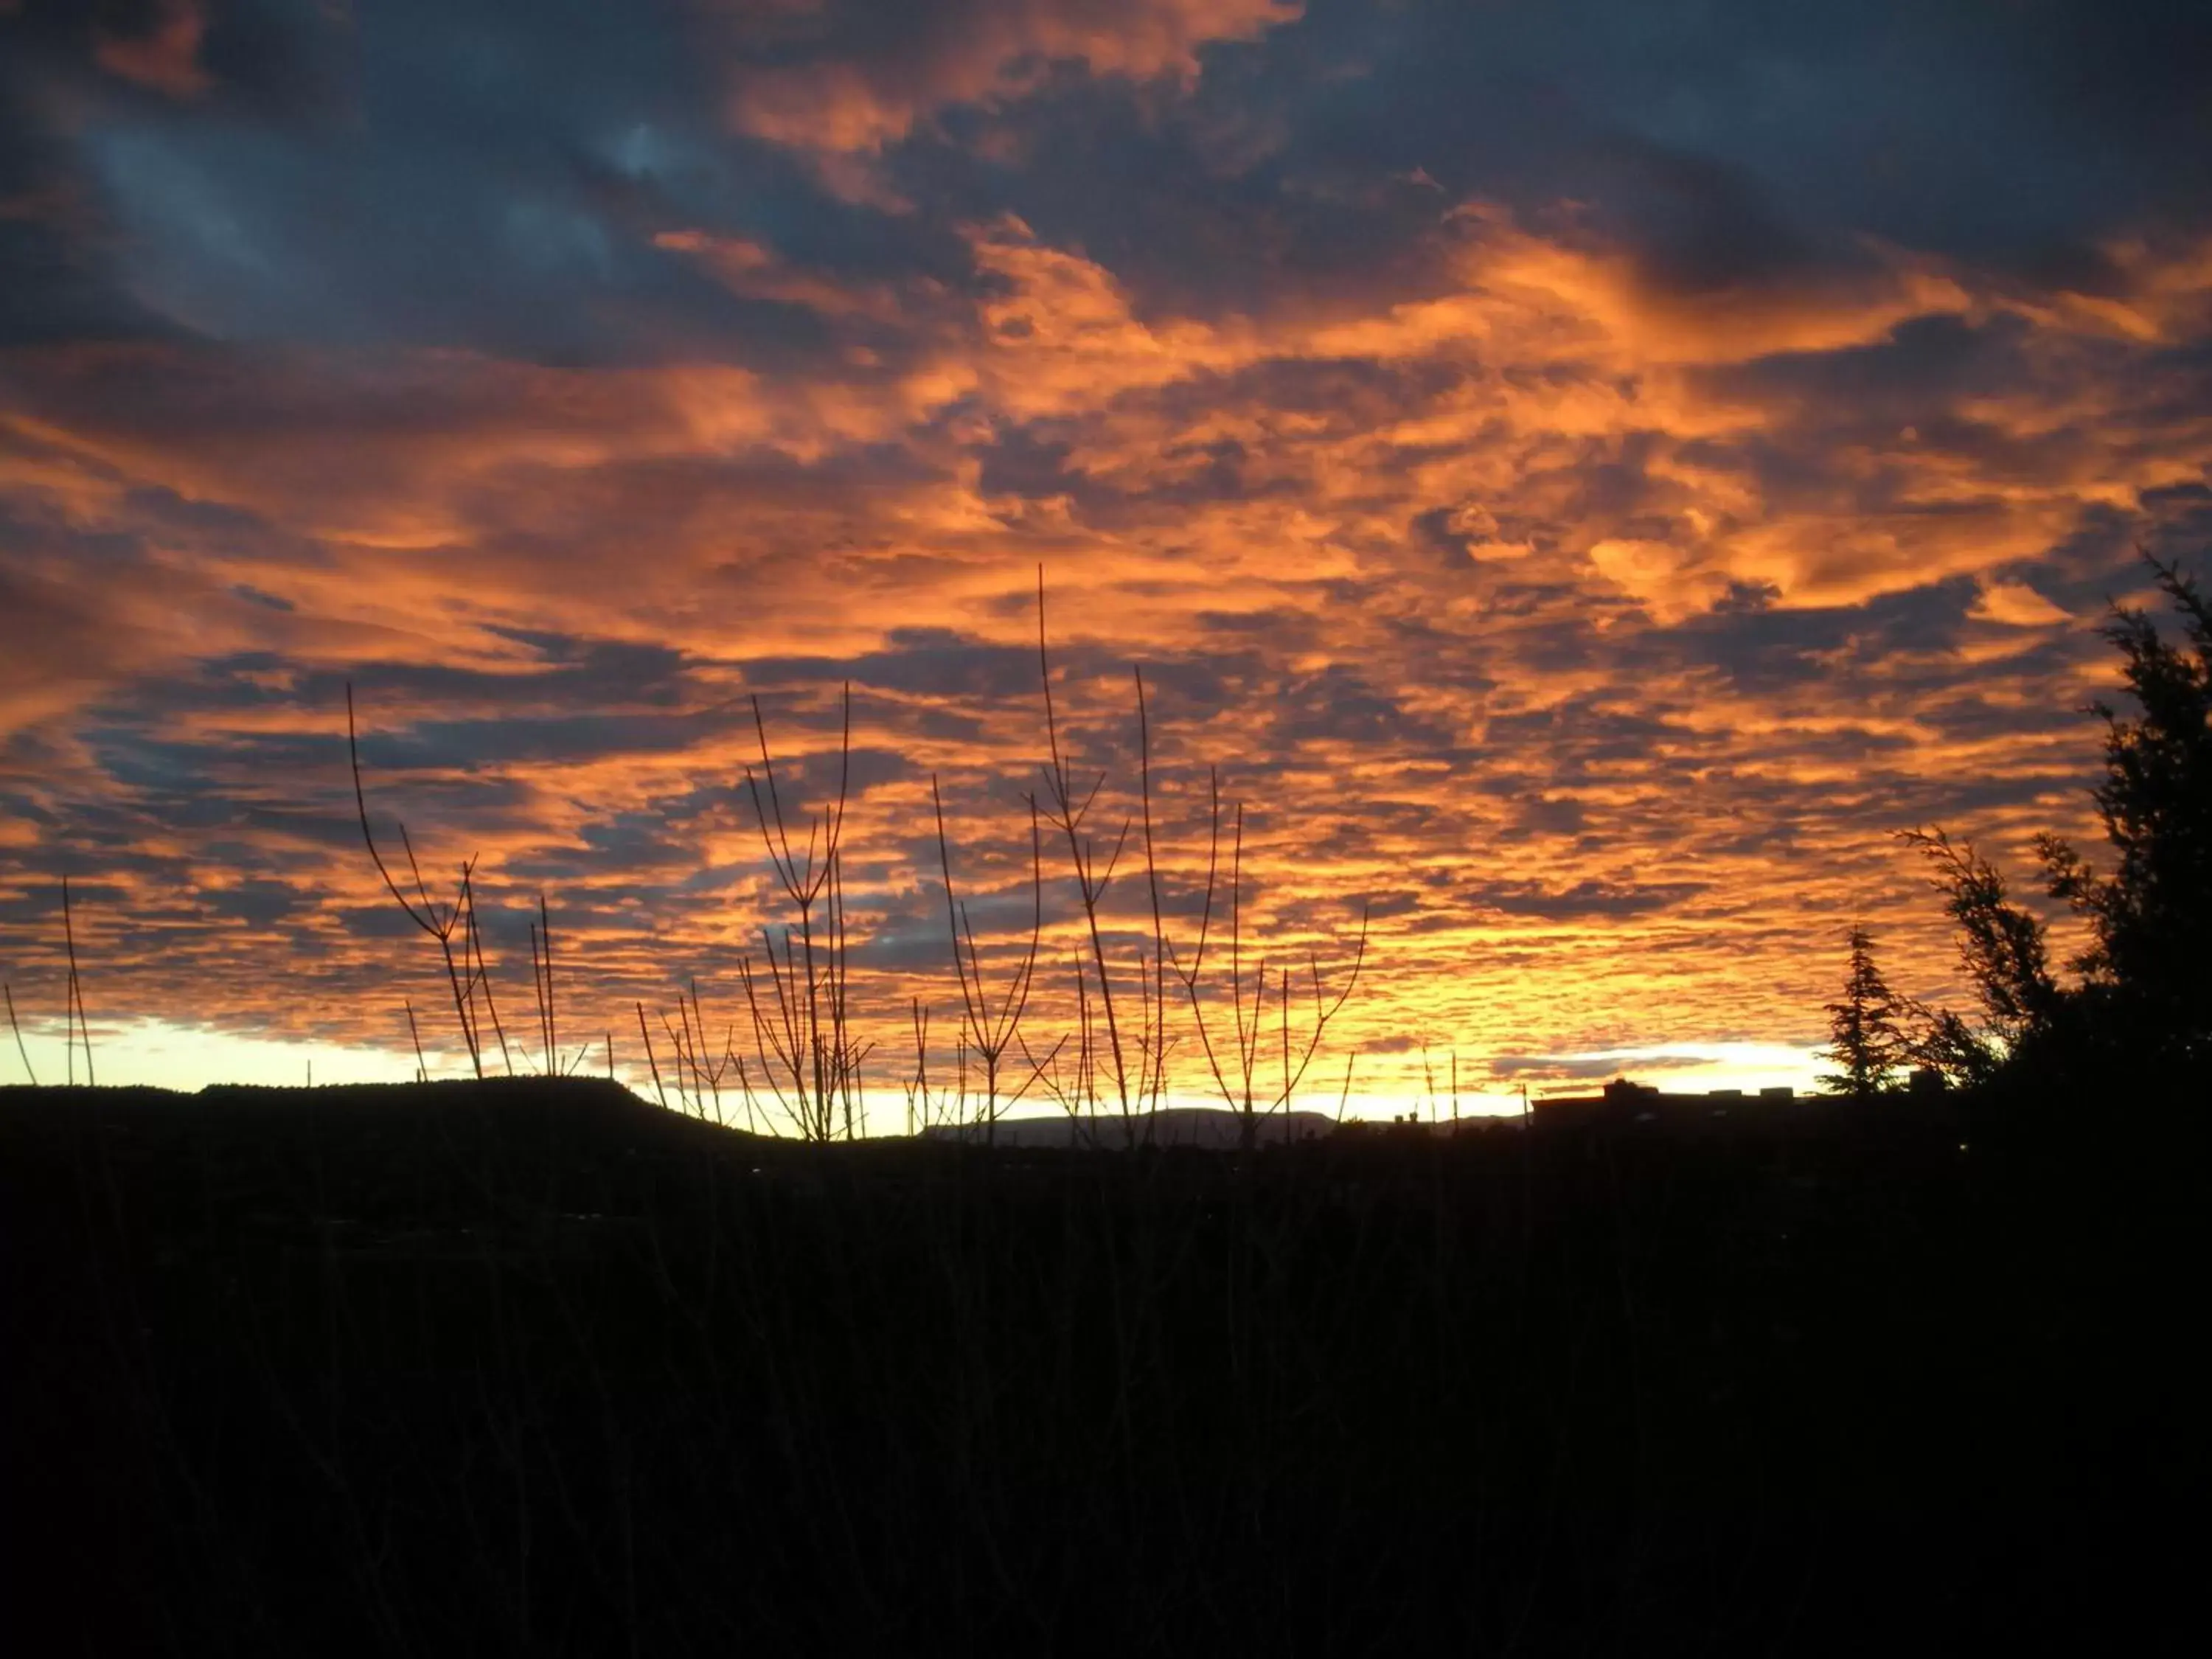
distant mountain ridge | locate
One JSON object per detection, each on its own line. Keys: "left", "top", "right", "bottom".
{"left": 920, "top": 1107, "right": 1339, "bottom": 1149}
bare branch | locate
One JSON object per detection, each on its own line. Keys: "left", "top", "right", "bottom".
{"left": 6, "top": 984, "right": 36, "bottom": 1087}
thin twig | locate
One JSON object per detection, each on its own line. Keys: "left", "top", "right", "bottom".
{"left": 465, "top": 876, "right": 514, "bottom": 1077}
{"left": 5, "top": 984, "right": 36, "bottom": 1086}
{"left": 741, "top": 686, "right": 855, "bottom": 1140}
{"left": 1034, "top": 567, "right": 1136, "bottom": 1138}
{"left": 636, "top": 1003, "right": 668, "bottom": 1110}
{"left": 62, "top": 876, "right": 91, "bottom": 1087}
{"left": 347, "top": 686, "right": 485, "bottom": 1077}
{"left": 933, "top": 777, "right": 1048, "bottom": 1141}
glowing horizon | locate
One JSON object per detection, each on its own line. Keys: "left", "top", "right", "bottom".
{"left": 0, "top": 1016, "right": 1829, "bottom": 1132}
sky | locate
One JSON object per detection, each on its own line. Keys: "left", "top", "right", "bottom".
{"left": 2, "top": 0, "right": 2210, "bottom": 1120}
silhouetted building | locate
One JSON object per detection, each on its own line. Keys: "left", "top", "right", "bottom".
{"left": 1531, "top": 1077, "right": 1798, "bottom": 1130}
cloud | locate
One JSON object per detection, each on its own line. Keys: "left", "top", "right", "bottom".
{"left": 1489, "top": 1051, "right": 1705, "bottom": 1082}
{"left": 1, "top": 0, "right": 2208, "bottom": 1096}
{"left": 1468, "top": 880, "right": 1713, "bottom": 922}
{"left": 717, "top": 0, "right": 1302, "bottom": 153}
{"left": 94, "top": 1, "right": 210, "bottom": 100}
{"left": 1971, "top": 580, "right": 2072, "bottom": 630}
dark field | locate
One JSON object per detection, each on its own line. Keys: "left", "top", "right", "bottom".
{"left": 2, "top": 1080, "right": 2199, "bottom": 1655}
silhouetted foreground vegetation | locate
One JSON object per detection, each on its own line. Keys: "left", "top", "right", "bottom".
{"left": 4, "top": 1076, "right": 2200, "bottom": 1655}
{"left": 1802, "top": 555, "right": 2210, "bottom": 1111}
{"left": 1893, "top": 554, "right": 2211, "bottom": 1095}
{"left": 332, "top": 571, "right": 1368, "bottom": 1152}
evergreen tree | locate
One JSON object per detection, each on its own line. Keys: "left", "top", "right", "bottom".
{"left": 1898, "top": 827, "right": 2061, "bottom": 1053}
{"left": 1818, "top": 926, "right": 1907, "bottom": 1096}
{"left": 1901, "top": 552, "right": 2211, "bottom": 1088}
{"left": 1897, "top": 998, "right": 2004, "bottom": 1091}
{"left": 2034, "top": 554, "right": 2212, "bottom": 1071}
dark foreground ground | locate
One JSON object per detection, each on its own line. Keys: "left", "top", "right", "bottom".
{"left": 1, "top": 1079, "right": 2200, "bottom": 1656}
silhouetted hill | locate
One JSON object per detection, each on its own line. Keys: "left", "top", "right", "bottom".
{"left": 923, "top": 1105, "right": 1340, "bottom": 1147}
{"left": 1, "top": 1078, "right": 2199, "bottom": 1655}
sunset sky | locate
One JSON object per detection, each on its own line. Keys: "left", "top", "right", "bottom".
{"left": 3, "top": 1, "right": 2209, "bottom": 1117}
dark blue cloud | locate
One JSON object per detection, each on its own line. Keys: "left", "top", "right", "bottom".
{"left": 882, "top": 0, "right": 2212, "bottom": 328}
{"left": 9, "top": 0, "right": 2207, "bottom": 367}
{"left": 1468, "top": 877, "right": 1712, "bottom": 921}
{"left": 2, "top": 0, "right": 979, "bottom": 366}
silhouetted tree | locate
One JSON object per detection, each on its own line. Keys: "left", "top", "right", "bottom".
{"left": 2034, "top": 554, "right": 2212, "bottom": 1071}
{"left": 1897, "top": 827, "right": 2062, "bottom": 1055}
{"left": 1818, "top": 926, "right": 1906, "bottom": 1096}
{"left": 1902, "top": 552, "right": 2211, "bottom": 1089}
{"left": 1897, "top": 998, "right": 2005, "bottom": 1091}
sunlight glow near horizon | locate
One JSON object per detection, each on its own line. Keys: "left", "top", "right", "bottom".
{"left": 5, "top": 1020, "right": 423, "bottom": 1092}
{"left": 3, "top": 1020, "right": 1826, "bottom": 1131}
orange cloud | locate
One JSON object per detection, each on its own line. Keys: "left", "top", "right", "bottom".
{"left": 722, "top": 0, "right": 1303, "bottom": 152}
{"left": 93, "top": 0, "right": 211, "bottom": 100}
{"left": 653, "top": 229, "right": 917, "bottom": 328}
{"left": 3, "top": 174, "right": 2201, "bottom": 1105}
